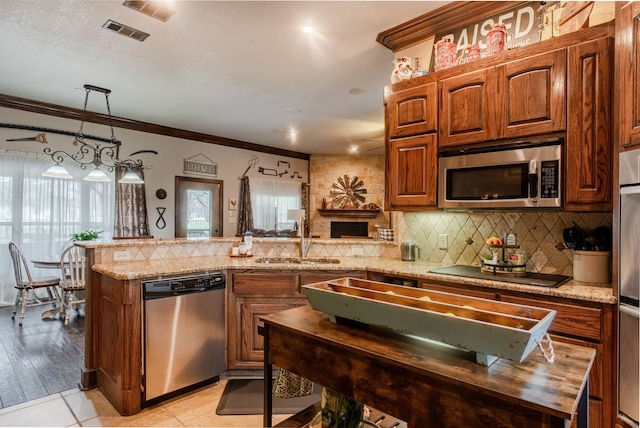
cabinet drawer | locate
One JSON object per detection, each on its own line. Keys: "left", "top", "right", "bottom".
{"left": 500, "top": 295, "right": 602, "bottom": 341}
{"left": 232, "top": 273, "right": 297, "bottom": 294}
{"left": 300, "top": 271, "right": 363, "bottom": 286}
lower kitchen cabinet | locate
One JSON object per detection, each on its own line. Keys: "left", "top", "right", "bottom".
{"left": 227, "top": 269, "right": 363, "bottom": 370}
{"left": 419, "top": 281, "right": 615, "bottom": 428}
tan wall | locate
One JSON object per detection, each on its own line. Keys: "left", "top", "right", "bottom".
{"left": 309, "top": 155, "right": 390, "bottom": 238}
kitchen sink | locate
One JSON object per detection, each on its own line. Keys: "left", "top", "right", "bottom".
{"left": 254, "top": 257, "right": 340, "bottom": 265}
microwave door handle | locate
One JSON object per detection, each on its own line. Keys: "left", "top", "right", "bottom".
{"left": 528, "top": 160, "right": 538, "bottom": 198}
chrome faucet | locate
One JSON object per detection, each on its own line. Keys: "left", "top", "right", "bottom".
{"left": 299, "top": 214, "right": 312, "bottom": 259}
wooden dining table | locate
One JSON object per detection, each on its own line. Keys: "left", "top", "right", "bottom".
{"left": 261, "top": 305, "right": 595, "bottom": 428}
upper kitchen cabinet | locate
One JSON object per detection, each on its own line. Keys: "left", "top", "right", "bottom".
{"left": 439, "top": 50, "right": 566, "bottom": 148}
{"left": 496, "top": 49, "right": 566, "bottom": 139}
{"left": 386, "top": 81, "right": 438, "bottom": 139}
{"left": 565, "top": 37, "right": 613, "bottom": 211}
{"left": 439, "top": 68, "right": 496, "bottom": 148}
{"left": 386, "top": 134, "right": 438, "bottom": 210}
{"left": 615, "top": 2, "right": 640, "bottom": 151}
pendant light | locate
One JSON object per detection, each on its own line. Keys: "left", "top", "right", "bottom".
{"left": 41, "top": 84, "right": 144, "bottom": 184}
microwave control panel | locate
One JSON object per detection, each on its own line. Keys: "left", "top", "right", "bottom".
{"left": 540, "top": 160, "right": 559, "bottom": 199}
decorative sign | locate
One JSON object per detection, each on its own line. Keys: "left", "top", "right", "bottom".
{"left": 184, "top": 153, "right": 217, "bottom": 177}
{"left": 430, "top": 1, "right": 559, "bottom": 69}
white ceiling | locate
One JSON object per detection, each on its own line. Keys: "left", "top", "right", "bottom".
{"left": 0, "top": 1, "right": 449, "bottom": 156}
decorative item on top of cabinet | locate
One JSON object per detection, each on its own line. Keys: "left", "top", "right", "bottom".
{"left": 434, "top": 36, "right": 458, "bottom": 71}
{"left": 486, "top": 23, "right": 507, "bottom": 56}
{"left": 390, "top": 56, "right": 414, "bottom": 83}
{"left": 386, "top": 134, "right": 437, "bottom": 210}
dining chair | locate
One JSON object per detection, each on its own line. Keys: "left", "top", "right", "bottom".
{"left": 59, "top": 245, "right": 86, "bottom": 325}
{"left": 8, "top": 241, "right": 61, "bottom": 326}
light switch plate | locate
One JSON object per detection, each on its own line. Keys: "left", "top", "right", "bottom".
{"left": 438, "top": 234, "right": 448, "bottom": 249}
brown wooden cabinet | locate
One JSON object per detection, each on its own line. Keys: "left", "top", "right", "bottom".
{"left": 616, "top": 2, "right": 640, "bottom": 151}
{"left": 386, "top": 82, "right": 438, "bottom": 139}
{"left": 227, "top": 269, "right": 363, "bottom": 370}
{"left": 439, "top": 68, "right": 496, "bottom": 147}
{"left": 386, "top": 134, "right": 438, "bottom": 210}
{"left": 418, "top": 281, "right": 616, "bottom": 428}
{"left": 497, "top": 49, "right": 567, "bottom": 140}
{"left": 439, "top": 49, "right": 566, "bottom": 148}
{"left": 565, "top": 37, "right": 613, "bottom": 211}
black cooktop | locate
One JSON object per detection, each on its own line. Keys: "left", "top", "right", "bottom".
{"left": 429, "top": 265, "right": 571, "bottom": 288}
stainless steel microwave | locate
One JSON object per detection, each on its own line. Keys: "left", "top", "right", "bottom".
{"left": 438, "top": 142, "right": 562, "bottom": 209}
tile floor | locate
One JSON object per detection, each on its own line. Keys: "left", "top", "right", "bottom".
{"left": 0, "top": 379, "right": 292, "bottom": 427}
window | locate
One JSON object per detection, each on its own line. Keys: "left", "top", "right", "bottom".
{"left": 250, "top": 178, "right": 301, "bottom": 231}
{"left": 0, "top": 150, "right": 114, "bottom": 305}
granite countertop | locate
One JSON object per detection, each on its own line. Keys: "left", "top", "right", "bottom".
{"left": 92, "top": 255, "right": 616, "bottom": 304}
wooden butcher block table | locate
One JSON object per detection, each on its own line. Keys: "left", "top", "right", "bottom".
{"left": 261, "top": 304, "right": 595, "bottom": 428}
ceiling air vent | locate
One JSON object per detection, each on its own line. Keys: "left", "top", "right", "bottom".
{"left": 122, "top": 1, "right": 175, "bottom": 22}
{"left": 102, "top": 20, "right": 150, "bottom": 42}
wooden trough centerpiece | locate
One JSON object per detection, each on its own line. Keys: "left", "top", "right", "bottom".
{"left": 302, "top": 278, "right": 556, "bottom": 366}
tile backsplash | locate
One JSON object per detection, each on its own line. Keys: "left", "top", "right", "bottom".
{"left": 393, "top": 210, "right": 613, "bottom": 276}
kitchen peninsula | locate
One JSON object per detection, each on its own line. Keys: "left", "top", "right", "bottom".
{"left": 77, "top": 238, "right": 616, "bottom": 424}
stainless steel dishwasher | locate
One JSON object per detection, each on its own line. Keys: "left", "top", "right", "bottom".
{"left": 143, "top": 272, "right": 226, "bottom": 404}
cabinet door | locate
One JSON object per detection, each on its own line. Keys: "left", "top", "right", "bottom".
{"left": 386, "top": 134, "right": 437, "bottom": 209}
{"left": 565, "top": 37, "right": 613, "bottom": 211}
{"left": 439, "top": 68, "right": 496, "bottom": 147}
{"left": 386, "top": 82, "right": 438, "bottom": 139}
{"left": 496, "top": 49, "right": 566, "bottom": 139}
{"left": 616, "top": 2, "right": 640, "bottom": 150}
{"left": 237, "top": 299, "right": 308, "bottom": 364}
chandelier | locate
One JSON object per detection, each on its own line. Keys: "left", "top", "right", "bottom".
{"left": 41, "top": 84, "right": 144, "bottom": 184}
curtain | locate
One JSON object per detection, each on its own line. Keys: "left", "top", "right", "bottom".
{"left": 0, "top": 150, "right": 114, "bottom": 305}
{"left": 250, "top": 177, "right": 301, "bottom": 231}
{"left": 236, "top": 176, "right": 253, "bottom": 236}
{"left": 301, "top": 182, "right": 310, "bottom": 237}
{"left": 114, "top": 164, "right": 150, "bottom": 238}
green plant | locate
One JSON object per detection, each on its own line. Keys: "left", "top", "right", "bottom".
{"left": 71, "top": 229, "right": 103, "bottom": 241}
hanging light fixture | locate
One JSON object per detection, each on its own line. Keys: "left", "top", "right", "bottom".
{"left": 41, "top": 84, "right": 144, "bottom": 184}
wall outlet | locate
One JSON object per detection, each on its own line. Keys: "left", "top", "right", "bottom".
{"left": 438, "top": 234, "right": 448, "bottom": 249}
{"left": 351, "top": 246, "right": 364, "bottom": 256}
{"left": 113, "top": 250, "right": 131, "bottom": 261}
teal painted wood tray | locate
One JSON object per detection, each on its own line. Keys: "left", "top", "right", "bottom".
{"left": 302, "top": 277, "right": 556, "bottom": 366}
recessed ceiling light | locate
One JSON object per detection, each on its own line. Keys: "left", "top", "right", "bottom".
{"left": 285, "top": 107, "right": 301, "bottom": 114}
{"left": 349, "top": 146, "right": 359, "bottom": 154}
{"left": 302, "top": 26, "right": 313, "bottom": 33}
{"left": 349, "top": 88, "right": 367, "bottom": 95}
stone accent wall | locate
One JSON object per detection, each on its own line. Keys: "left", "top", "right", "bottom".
{"left": 309, "top": 155, "right": 390, "bottom": 238}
